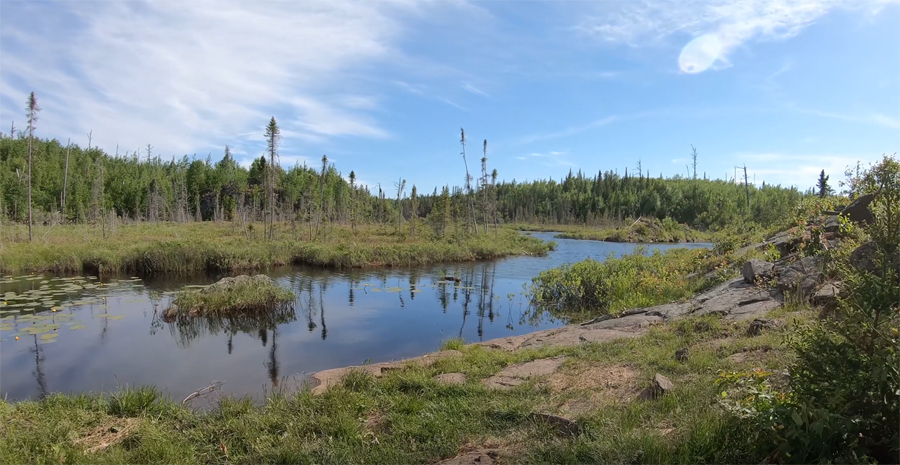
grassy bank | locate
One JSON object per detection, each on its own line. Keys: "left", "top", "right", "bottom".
{"left": 0, "top": 309, "right": 804, "bottom": 465}
{"left": 527, "top": 242, "right": 765, "bottom": 322}
{"left": 517, "top": 218, "right": 717, "bottom": 244}
{"left": 0, "top": 222, "right": 554, "bottom": 275}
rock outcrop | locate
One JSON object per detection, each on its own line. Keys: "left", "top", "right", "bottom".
{"left": 742, "top": 259, "right": 775, "bottom": 284}
{"left": 841, "top": 193, "right": 875, "bottom": 224}
{"left": 776, "top": 256, "right": 823, "bottom": 297}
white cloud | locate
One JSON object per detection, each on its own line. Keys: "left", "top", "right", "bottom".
{"left": 0, "top": 0, "right": 437, "bottom": 159}
{"left": 576, "top": 0, "right": 899, "bottom": 72}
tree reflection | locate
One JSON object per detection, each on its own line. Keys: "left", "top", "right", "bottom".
{"left": 160, "top": 303, "right": 296, "bottom": 348}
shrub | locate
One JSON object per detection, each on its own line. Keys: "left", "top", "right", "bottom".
{"left": 719, "top": 155, "right": 900, "bottom": 464}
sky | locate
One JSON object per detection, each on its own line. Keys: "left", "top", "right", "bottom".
{"left": 1, "top": 0, "right": 898, "bottom": 193}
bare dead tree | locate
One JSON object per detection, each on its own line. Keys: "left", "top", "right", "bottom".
{"left": 460, "top": 128, "right": 476, "bottom": 234}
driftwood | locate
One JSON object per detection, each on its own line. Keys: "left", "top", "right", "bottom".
{"left": 182, "top": 380, "right": 224, "bottom": 406}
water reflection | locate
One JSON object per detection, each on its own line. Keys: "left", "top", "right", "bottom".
{"left": 1, "top": 233, "right": 710, "bottom": 402}
{"left": 160, "top": 303, "right": 297, "bottom": 349}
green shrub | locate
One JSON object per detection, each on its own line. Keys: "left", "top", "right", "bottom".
{"left": 719, "top": 155, "right": 900, "bottom": 464}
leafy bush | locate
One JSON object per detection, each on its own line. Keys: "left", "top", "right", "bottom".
{"left": 719, "top": 155, "right": 900, "bottom": 464}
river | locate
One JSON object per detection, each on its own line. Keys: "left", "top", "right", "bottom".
{"left": 0, "top": 233, "right": 709, "bottom": 402}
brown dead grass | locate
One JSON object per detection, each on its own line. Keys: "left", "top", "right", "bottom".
{"left": 72, "top": 417, "right": 141, "bottom": 453}
{"left": 540, "top": 363, "right": 640, "bottom": 415}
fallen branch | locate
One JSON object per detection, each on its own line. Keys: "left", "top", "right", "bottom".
{"left": 182, "top": 380, "right": 224, "bottom": 406}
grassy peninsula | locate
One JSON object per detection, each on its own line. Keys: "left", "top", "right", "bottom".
{"left": 0, "top": 222, "right": 553, "bottom": 275}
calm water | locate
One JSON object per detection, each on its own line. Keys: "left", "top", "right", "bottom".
{"left": 0, "top": 233, "right": 709, "bottom": 402}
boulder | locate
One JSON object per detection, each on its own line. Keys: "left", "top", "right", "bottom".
{"left": 812, "top": 282, "right": 842, "bottom": 309}
{"left": 764, "top": 231, "right": 802, "bottom": 257}
{"left": 850, "top": 241, "right": 900, "bottom": 275}
{"left": 776, "top": 256, "right": 823, "bottom": 297}
{"left": 747, "top": 318, "right": 782, "bottom": 336}
{"left": 840, "top": 193, "right": 875, "bottom": 224}
{"left": 823, "top": 215, "right": 841, "bottom": 233}
{"left": 742, "top": 259, "right": 775, "bottom": 284}
{"left": 639, "top": 373, "right": 674, "bottom": 400}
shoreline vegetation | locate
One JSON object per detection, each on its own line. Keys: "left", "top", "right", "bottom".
{"left": 2, "top": 173, "right": 898, "bottom": 463}
{"left": 518, "top": 217, "right": 718, "bottom": 244}
{"left": 162, "top": 275, "right": 295, "bottom": 321}
{"left": 0, "top": 222, "right": 554, "bottom": 275}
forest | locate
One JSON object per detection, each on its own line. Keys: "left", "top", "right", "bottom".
{"left": 0, "top": 123, "right": 806, "bottom": 238}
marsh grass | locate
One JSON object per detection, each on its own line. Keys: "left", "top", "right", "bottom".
{"left": 0, "top": 308, "right": 809, "bottom": 465}
{"left": 0, "top": 222, "right": 553, "bottom": 275}
{"left": 164, "top": 276, "right": 295, "bottom": 319}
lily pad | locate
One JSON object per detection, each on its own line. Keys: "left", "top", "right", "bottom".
{"left": 40, "top": 333, "right": 59, "bottom": 341}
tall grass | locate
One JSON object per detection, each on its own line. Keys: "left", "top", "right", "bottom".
{"left": 0, "top": 222, "right": 553, "bottom": 275}
{"left": 529, "top": 246, "right": 736, "bottom": 320}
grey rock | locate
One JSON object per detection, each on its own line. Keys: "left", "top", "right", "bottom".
{"left": 742, "top": 259, "right": 775, "bottom": 284}
{"left": 483, "top": 357, "right": 567, "bottom": 390}
{"left": 812, "top": 282, "right": 842, "bottom": 309}
{"left": 823, "top": 215, "right": 841, "bottom": 233}
{"left": 640, "top": 373, "right": 674, "bottom": 400}
{"left": 840, "top": 193, "right": 875, "bottom": 224}
{"left": 764, "top": 231, "right": 802, "bottom": 257}
{"left": 850, "top": 241, "right": 900, "bottom": 275}
{"left": 747, "top": 318, "right": 782, "bottom": 336}
{"left": 776, "top": 256, "right": 823, "bottom": 297}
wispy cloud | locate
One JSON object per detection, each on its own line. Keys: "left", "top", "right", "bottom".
{"left": 521, "top": 115, "right": 620, "bottom": 143}
{"left": 393, "top": 80, "right": 426, "bottom": 95}
{"left": 576, "top": 0, "right": 898, "bottom": 72}
{"left": 438, "top": 98, "right": 470, "bottom": 112}
{"left": 740, "top": 152, "right": 886, "bottom": 189}
{"left": 797, "top": 109, "right": 900, "bottom": 129}
{"left": 462, "top": 83, "right": 488, "bottom": 97}
{"left": 0, "top": 0, "right": 438, "bottom": 158}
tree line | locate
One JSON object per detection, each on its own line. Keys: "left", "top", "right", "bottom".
{"left": 2, "top": 94, "right": 808, "bottom": 240}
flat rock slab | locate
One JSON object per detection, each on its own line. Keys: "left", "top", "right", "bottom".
{"left": 311, "top": 350, "right": 463, "bottom": 394}
{"left": 434, "top": 373, "right": 467, "bottom": 385}
{"left": 483, "top": 356, "right": 567, "bottom": 390}
{"left": 476, "top": 278, "right": 783, "bottom": 352}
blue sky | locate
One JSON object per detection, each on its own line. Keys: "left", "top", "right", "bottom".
{"left": 1, "top": 0, "right": 898, "bottom": 193}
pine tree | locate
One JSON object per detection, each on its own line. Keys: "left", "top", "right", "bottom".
{"left": 349, "top": 170, "right": 356, "bottom": 230}
{"left": 25, "top": 92, "right": 40, "bottom": 242}
{"left": 264, "top": 117, "right": 281, "bottom": 240}
{"left": 817, "top": 169, "right": 832, "bottom": 198}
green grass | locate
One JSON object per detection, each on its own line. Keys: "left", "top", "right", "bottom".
{"left": 516, "top": 218, "right": 716, "bottom": 244}
{"left": 163, "top": 275, "right": 295, "bottom": 320}
{"left": 0, "top": 308, "right": 809, "bottom": 465}
{"left": 0, "top": 222, "right": 554, "bottom": 275}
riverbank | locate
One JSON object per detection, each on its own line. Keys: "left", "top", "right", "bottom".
{"left": 0, "top": 222, "right": 554, "bottom": 275}
{"left": 0, "top": 296, "right": 805, "bottom": 465}
{"left": 517, "top": 218, "right": 718, "bottom": 244}
{"left": 0, "top": 234, "right": 810, "bottom": 465}
{"left": 1, "top": 230, "right": 892, "bottom": 464}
